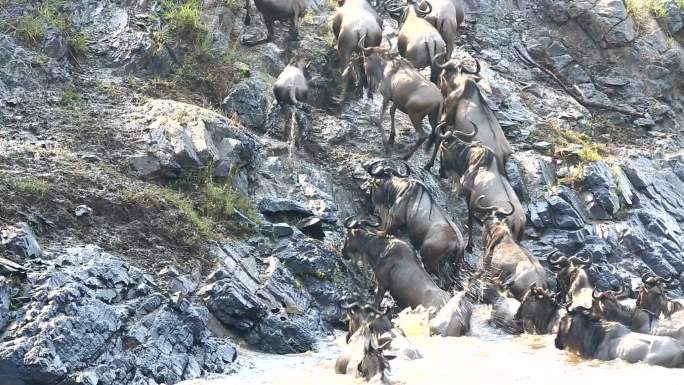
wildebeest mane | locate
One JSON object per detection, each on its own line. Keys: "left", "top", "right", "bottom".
{"left": 460, "top": 144, "right": 495, "bottom": 193}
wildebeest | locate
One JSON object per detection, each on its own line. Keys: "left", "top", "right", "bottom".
{"left": 637, "top": 274, "right": 684, "bottom": 319}
{"left": 555, "top": 306, "right": 684, "bottom": 368}
{"left": 385, "top": 0, "right": 447, "bottom": 83}
{"left": 516, "top": 284, "right": 561, "bottom": 334}
{"left": 273, "top": 56, "right": 311, "bottom": 154}
{"left": 438, "top": 137, "right": 524, "bottom": 247}
{"left": 242, "top": 0, "right": 307, "bottom": 46}
{"left": 428, "top": 291, "right": 472, "bottom": 336}
{"left": 342, "top": 215, "right": 450, "bottom": 312}
{"left": 421, "top": 0, "right": 463, "bottom": 59}
{"left": 488, "top": 287, "right": 523, "bottom": 334}
{"left": 591, "top": 287, "right": 655, "bottom": 333}
{"left": 478, "top": 202, "right": 546, "bottom": 301}
{"left": 339, "top": 299, "right": 422, "bottom": 360}
{"left": 433, "top": 57, "right": 512, "bottom": 174}
{"left": 548, "top": 252, "right": 594, "bottom": 310}
{"left": 335, "top": 323, "right": 395, "bottom": 382}
{"left": 332, "top": 0, "right": 384, "bottom": 101}
{"left": 367, "top": 57, "right": 445, "bottom": 161}
{"left": 363, "top": 161, "right": 465, "bottom": 283}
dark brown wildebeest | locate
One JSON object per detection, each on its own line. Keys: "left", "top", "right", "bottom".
{"left": 273, "top": 56, "right": 311, "bottom": 154}
{"left": 477, "top": 202, "right": 547, "bottom": 301}
{"left": 437, "top": 134, "right": 525, "bottom": 248}
{"left": 636, "top": 274, "right": 684, "bottom": 319}
{"left": 555, "top": 306, "right": 684, "bottom": 368}
{"left": 339, "top": 299, "right": 422, "bottom": 360}
{"left": 485, "top": 284, "right": 560, "bottom": 335}
{"left": 364, "top": 56, "right": 444, "bottom": 161}
{"left": 385, "top": 0, "right": 446, "bottom": 83}
{"left": 335, "top": 322, "right": 395, "bottom": 382}
{"left": 242, "top": 0, "right": 307, "bottom": 46}
{"left": 332, "top": 0, "right": 384, "bottom": 101}
{"left": 428, "top": 290, "right": 472, "bottom": 337}
{"left": 362, "top": 161, "right": 465, "bottom": 283}
{"left": 431, "top": 57, "right": 512, "bottom": 174}
{"left": 342, "top": 215, "right": 450, "bottom": 312}
{"left": 591, "top": 287, "right": 656, "bottom": 334}
{"left": 548, "top": 252, "right": 594, "bottom": 311}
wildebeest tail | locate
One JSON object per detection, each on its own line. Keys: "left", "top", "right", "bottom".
{"left": 428, "top": 40, "right": 440, "bottom": 84}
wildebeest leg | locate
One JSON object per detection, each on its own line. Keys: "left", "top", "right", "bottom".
{"left": 402, "top": 115, "right": 428, "bottom": 161}
{"left": 375, "top": 283, "right": 388, "bottom": 308}
{"left": 376, "top": 98, "right": 391, "bottom": 153}
{"left": 244, "top": 0, "right": 251, "bottom": 25}
{"left": 466, "top": 206, "right": 474, "bottom": 252}
{"left": 389, "top": 104, "right": 397, "bottom": 145}
{"left": 425, "top": 108, "right": 441, "bottom": 170}
{"left": 290, "top": 10, "right": 300, "bottom": 41}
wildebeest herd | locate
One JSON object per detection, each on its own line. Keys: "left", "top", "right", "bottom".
{"left": 242, "top": 0, "right": 684, "bottom": 381}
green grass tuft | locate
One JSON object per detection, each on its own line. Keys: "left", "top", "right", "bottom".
{"left": 13, "top": 178, "right": 49, "bottom": 200}
{"left": 13, "top": 15, "right": 45, "bottom": 45}
{"left": 60, "top": 87, "right": 81, "bottom": 105}
{"left": 165, "top": 0, "right": 207, "bottom": 38}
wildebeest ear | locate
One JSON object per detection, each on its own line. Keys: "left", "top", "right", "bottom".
{"left": 384, "top": 352, "right": 397, "bottom": 361}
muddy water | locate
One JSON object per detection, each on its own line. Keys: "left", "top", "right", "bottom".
{"left": 182, "top": 306, "right": 680, "bottom": 385}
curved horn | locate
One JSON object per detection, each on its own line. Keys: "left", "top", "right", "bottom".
{"left": 474, "top": 196, "right": 514, "bottom": 217}
{"left": 592, "top": 289, "right": 602, "bottom": 300}
{"left": 641, "top": 273, "right": 653, "bottom": 284}
{"left": 368, "top": 160, "right": 385, "bottom": 176}
{"left": 362, "top": 304, "right": 385, "bottom": 315}
{"left": 360, "top": 214, "right": 382, "bottom": 227}
{"left": 462, "top": 59, "right": 481, "bottom": 75}
{"left": 433, "top": 51, "right": 450, "bottom": 69}
{"left": 548, "top": 252, "right": 569, "bottom": 267}
{"left": 396, "top": 162, "right": 411, "bottom": 177}
{"left": 358, "top": 34, "right": 370, "bottom": 54}
{"left": 338, "top": 298, "right": 358, "bottom": 309}
{"left": 384, "top": 0, "right": 405, "bottom": 13}
{"left": 608, "top": 284, "right": 625, "bottom": 297}
{"left": 344, "top": 215, "right": 359, "bottom": 229}
{"left": 417, "top": 0, "right": 432, "bottom": 16}
{"left": 570, "top": 254, "right": 592, "bottom": 267}
{"left": 454, "top": 121, "right": 479, "bottom": 140}
{"left": 435, "top": 120, "right": 453, "bottom": 140}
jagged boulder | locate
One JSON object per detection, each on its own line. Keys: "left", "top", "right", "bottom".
{"left": 572, "top": 0, "right": 637, "bottom": 47}
{"left": 127, "top": 99, "right": 257, "bottom": 179}
{"left": 582, "top": 160, "right": 620, "bottom": 220}
{"left": 0, "top": 222, "right": 42, "bottom": 259}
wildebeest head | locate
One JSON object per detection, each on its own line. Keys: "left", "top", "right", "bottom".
{"left": 516, "top": 284, "right": 559, "bottom": 334}
{"left": 433, "top": 53, "right": 482, "bottom": 97}
{"left": 476, "top": 197, "right": 515, "bottom": 251}
{"left": 554, "top": 305, "right": 604, "bottom": 357}
{"left": 548, "top": 252, "right": 592, "bottom": 302}
{"left": 357, "top": 337, "right": 395, "bottom": 382}
{"left": 361, "top": 160, "right": 411, "bottom": 202}
{"left": 384, "top": 0, "right": 432, "bottom": 23}
{"left": 591, "top": 286, "right": 627, "bottom": 318}
{"left": 339, "top": 298, "right": 393, "bottom": 343}
{"left": 342, "top": 215, "right": 384, "bottom": 264}
{"left": 358, "top": 35, "right": 395, "bottom": 97}
{"left": 636, "top": 273, "right": 682, "bottom": 317}
{"left": 289, "top": 55, "right": 312, "bottom": 78}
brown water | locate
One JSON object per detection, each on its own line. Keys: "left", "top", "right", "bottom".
{"left": 181, "top": 306, "right": 681, "bottom": 385}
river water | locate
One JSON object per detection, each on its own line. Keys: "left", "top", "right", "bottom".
{"left": 181, "top": 306, "right": 681, "bottom": 385}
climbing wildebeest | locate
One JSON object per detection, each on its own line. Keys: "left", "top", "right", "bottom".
{"left": 385, "top": 0, "right": 447, "bottom": 83}
{"left": 431, "top": 57, "right": 512, "bottom": 174}
{"left": 591, "top": 287, "right": 656, "bottom": 334}
{"left": 342, "top": 216, "right": 450, "bottom": 312}
{"left": 335, "top": 323, "right": 395, "bottom": 382}
{"left": 637, "top": 274, "right": 684, "bottom": 319}
{"left": 428, "top": 291, "right": 472, "bottom": 337}
{"left": 242, "top": 0, "right": 307, "bottom": 46}
{"left": 339, "top": 299, "right": 422, "bottom": 360}
{"left": 273, "top": 56, "right": 310, "bottom": 150}
{"left": 363, "top": 161, "right": 465, "bottom": 283}
{"left": 437, "top": 134, "right": 525, "bottom": 248}
{"left": 332, "top": 0, "right": 384, "bottom": 101}
{"left": 548, "top": 252, "right": 595, "bottom": 310}
{"left": 477, "top": 202, "right": 547, "bottom": 301}
{"left": 421, "top": 0, "right": 463, "bottom": 59}
{"left": 555, "top": 306, "right": 684, "bottom": 368}
{"left": 365, "top": 56, "right": 445, "bottom": 162}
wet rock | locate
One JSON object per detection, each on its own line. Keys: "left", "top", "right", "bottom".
{"left": 258, "top": 197, "right": 314, "bottom": 217}
{"left": 612, "top": 165, "right": 636, "bottom": 206}
{"left": 547, "top": 193, "right": 584, "bottom": 230}
{"left": 0, "top": 223, "right": 42, "bottom": 259}
{"left": 514, "top": 151, "right": 555, "bottom": 201}
{"left": 262, "top": 222, "right": 295, "bottom": 238}
{"left": 222, "top": 77, "right": 274, "bottom": 130}
{"left": 529, "top": 201, "right": 553, "bottom": 229}
{"left": 42, "top": 28, "right": 69, "bottom": 60}
{"left": 75, "top": 205, "right": 93, "bottom": 218}
{"left": 582, "top": 161, "right": 620, "bottom": 219}
{"left": 129, "top": 99, "right": 256, "bottom": 179}
{"left": 0, "top": 245, "right": 236, "bottom": 385}
{"left": 623, "top": 157, "right": 684, "bottom": 221}
{"left": 574, "top": 0, "right": 636, "bottom": 47}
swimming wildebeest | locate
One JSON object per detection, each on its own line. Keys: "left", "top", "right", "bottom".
{"left": 486, "top": 284, "right": 560, "bottom": 334}
{"left": 365, "top": 56, "right": 445, "bottom": 162}
{"left": 555, "top": 306, "right": 684, "bottom": 368}
{"left": 242, "top": 0, "right": 307, "bottom": 46}
{"left": 335, "top": 322, "right": 395, "bottom": 382}
{"left": 339, "top": 299, "right": 422, "bottom": 360}
{"left": 437, "top": 134, "right": 525, "bottom": 248}
{"left": 332, "top": 0, "right": 384, "bottom": 101}
{"left": 384, "top": 0, "right": 447, "bottom": 83}
{"left": 342, "top": 215, "right": 450, "bottom": 312}
{"left": 431, "top": 57, "right": 512, "bottom": 174}
{"left": 428, "top": 290, "right": 472, "bottom": 337}
{"left": 273, "top": 56, "right": 310, "bottom": 152}
{"left": 363, "top": 161, "right": 465, "bottom": 283}
{"left": 477, "top": 202, "right": 547, "bottom": 301}
{"left": 636, "top": 274, "right": 684, "bottom": 319}
{"left": 548, "top": 252, "right": 594, "bottom": 310}
{"left": 591, "top": 287, "right": 655, "bottom": 334}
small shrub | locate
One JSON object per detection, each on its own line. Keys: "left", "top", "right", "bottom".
{"left": 165, "top": 0, "right": 207, "bottom": 39}
{"left": 578, "top": 146, "right": 601, "bottom": 162}
{"left": 13, "top": 15, "right": 45, "bottom": 44}
{"left": 67, "top": 32, "right": 88, "bottom": 56}
{"left": 645, "top": 0, "right": 668, "bottom": 18}
{"left": 60, "top": 87, "right": 80, "bottom": 105}
{"left": 13, "top": 178, "right": 49, "bottom": 200}
{"left": 678, "top": 0, "right": 684, "bottom": 11}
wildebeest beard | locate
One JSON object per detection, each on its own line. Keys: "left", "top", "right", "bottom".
{"left": 556, "top": 312, "right": 606, "bottom": 357}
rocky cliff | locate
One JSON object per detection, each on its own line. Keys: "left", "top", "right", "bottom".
{"left": 0, "top": 0, "right": 683, "bottom": 384}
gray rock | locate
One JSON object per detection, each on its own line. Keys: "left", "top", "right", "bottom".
{"left": 547, "top": 194, "right": 585, "bottom": 230}
{"left": 645, "top": 65, "right": 671, "bottom": 80}
{"left": 505, "top": 159, "right": 528, "bottom": 202}
{"left": 75, "top": 205, "right": 93, "bottom": 218}
{"left": 548, "top": 2, "right": 571, "bottom": 23}
{"left": 0, "top": 223, "right": 42, "bottom": 259}
{"left": 258, "top": 197, "right": 314, "bottom": 216}
{"left": 582, "top": 161, "right": 620, "bottom": 219}
{"left": 548, "top": 54, "right": 575, "bottom": 71}
{"left": 574, "top": 0, "right": 636, "bottom": 47}
{"left": 222, "top": 77, "right": 274, "bottom": 130}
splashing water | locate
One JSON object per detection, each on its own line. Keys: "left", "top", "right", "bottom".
{"left": 180, "top": 305, "right": 681, "bottom": 385}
